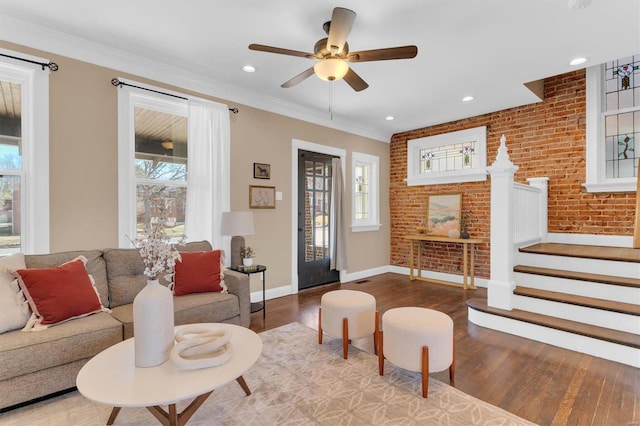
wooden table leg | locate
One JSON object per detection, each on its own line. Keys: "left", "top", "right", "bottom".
{"left": 236, "top": 375, "right": 252, "bottom": 396}
{"left": 417, "top": 241, "right": 422, "bottom": 280}
{"left": 462, "top": 242, "right": 468, "bottom": 289}
{"left": 409, "top": 240, "right": 415, "bottom": 280}
{"left": 106, "top": 407, "right": 121, "bottom": 425}
{"left": 470, "top": 243, "right": 476, "bottom": 289}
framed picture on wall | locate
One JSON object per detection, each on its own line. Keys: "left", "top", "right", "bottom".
{"left": 425, "top": 193, "right": 461, "bottom": 236}
{"left": 253, "top": 163, "right": 271, "bottom": 179}
{"left": 249, "top": 185, "right": 276, "bottom": 209}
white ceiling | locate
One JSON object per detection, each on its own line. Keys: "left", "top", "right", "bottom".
{"left": 0, "top": 0, "right": 639, "bottom": 141}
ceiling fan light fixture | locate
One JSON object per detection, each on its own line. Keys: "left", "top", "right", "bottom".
{"left": 161, "top": 141, "right": 174, "bottom": 150}
{"left": 314, "top": 58, "right": 349, "bottom": 81}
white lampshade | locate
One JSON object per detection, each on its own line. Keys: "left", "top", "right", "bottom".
{"left": 314, "top": 59, "right": 349, "bottom": 81}
{"left": 220, "top": 211, "right": 255, "bottom": 236}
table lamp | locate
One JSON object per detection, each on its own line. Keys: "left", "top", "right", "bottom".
{"left": 220, "top": 211, "right": 255, "bottom": 268}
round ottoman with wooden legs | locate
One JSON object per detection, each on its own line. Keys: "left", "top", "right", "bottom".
{"left": 318, "top": 290, "right": 379, "bottom": 359}
{"left": 378, "top": 307, "right": 455, "bottom": 398}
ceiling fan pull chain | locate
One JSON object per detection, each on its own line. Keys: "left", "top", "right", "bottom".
{"left": 329, "top": 81, "right": 333, "bottom": 121}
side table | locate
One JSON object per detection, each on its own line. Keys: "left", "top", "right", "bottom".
{"left": 231, "top": 265, "right": 266, "bottom": 319}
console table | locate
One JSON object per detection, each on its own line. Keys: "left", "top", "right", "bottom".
{"left": 405, "top": 234, "right": 482, "bottom": 290}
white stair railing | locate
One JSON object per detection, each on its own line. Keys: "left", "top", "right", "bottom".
{"left": 487, "top": 135, "right": 548, "bottom": 310}
{"left": 513, "top": 177, "right": 548, "bottom": 247}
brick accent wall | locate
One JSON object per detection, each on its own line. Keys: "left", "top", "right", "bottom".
{"left": 390, "top": 70, "right": 636, "bottom": 279}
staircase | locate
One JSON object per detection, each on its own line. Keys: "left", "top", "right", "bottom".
{"left": 467, "top": 242, "right": 640, "bottom": 367}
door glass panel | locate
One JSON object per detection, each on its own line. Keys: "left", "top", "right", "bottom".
{"left": 304, "top": 158, "right": 332, "bottom": 262}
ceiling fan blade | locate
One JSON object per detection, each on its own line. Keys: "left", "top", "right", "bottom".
{"left": 249, "top": 44, "right": 315, "bottom": 59}
{"left": 343, "top": 68, "right": 369, "bottom": 92}
{"left": 281, "top": 67, "right": 316, "bottom": 88}
{"left": 327, "top": 7, "right": 356, "bottom": 54}
{"left": 347, "top": 45, "right": 418, "bottom": 62}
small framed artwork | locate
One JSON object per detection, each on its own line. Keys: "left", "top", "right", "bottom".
{"left": 253, "top": 163, "right": 271, "bottom": 179}
{"left": 249, "top": 185, "right": 276, "bottom": 209}
{"left": 426, "top": 193, "right": 462, "bottom": 236}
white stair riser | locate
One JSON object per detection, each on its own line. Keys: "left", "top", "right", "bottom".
{"left": 468, "top": 308, "right": 639, "bottom": 368}
{"left": 514, "top": 273, "right": 640, "bottom": 304}
{"left": 513, "top": 295, "right": 640, "bottom": 334}
{"left": 515, "top": 252, "right": 640, "bottom": 279}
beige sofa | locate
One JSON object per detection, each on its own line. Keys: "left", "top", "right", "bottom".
{"left": 0, "top": 241, "right": 250, "bottom": 410}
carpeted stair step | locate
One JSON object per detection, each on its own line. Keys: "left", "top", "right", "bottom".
{"left": 513, "top": 286, "right": 640, "bottom": 316}
{"left": 466, "top": 298, "right": 640, "bottom": 349}
{"left": 513, "top": 265, "right": 640, "bottom": 288}
{"left": 519, "top": 243, "right": 640, "bottom": 263}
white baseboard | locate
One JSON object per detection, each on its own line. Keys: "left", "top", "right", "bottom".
{"left": 340, "top": 265, "right": 392, "bottom": 283}
{"left": 547, "top": 232, "right": 633, "bottom": 247}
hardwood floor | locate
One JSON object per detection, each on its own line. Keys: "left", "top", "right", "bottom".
{"left": 249, "top": 273, "right": 639, "bottom": 426}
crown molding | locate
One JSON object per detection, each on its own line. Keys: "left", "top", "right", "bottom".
{"left": 0, "top": 15, "right": 390, "bottom": 142}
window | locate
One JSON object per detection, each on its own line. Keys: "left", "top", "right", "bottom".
{"left": 584, "top": 54, "right": 639, "bottom": 192}
{"left": 118, "top": 89, "right": 188, "bottom": 246}
{"left": 0, "top": 51, "right": 50, "bottom": 254}
{"left": 351, "top": 152, "right": 381, "bottom": 232}
{"left": 117, "top": 81, "right": 231, "bottom": 249}
{"left": 407, "top": 126, "right": 487, "bottom": 186}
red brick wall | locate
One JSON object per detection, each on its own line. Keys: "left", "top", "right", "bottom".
{"left": 390, "top": 70, "right": 636, "bottom": 279}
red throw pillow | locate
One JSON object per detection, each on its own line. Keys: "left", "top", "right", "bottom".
{"left": 173, "top": 250, "right": 223, "bottom": 296}
{"left": 14, "top": 257, "right": 105, "bottom": 328}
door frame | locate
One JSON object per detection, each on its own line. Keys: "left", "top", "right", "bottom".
{"left": 290, "top": 139, "right": 346, "bottom": 295}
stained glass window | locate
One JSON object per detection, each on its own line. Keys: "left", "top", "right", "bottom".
{"left": 419, "top": 141, "right": 476, "bottom": 174}
{"left": 407, "top": 126, "right": 487, "bottom": 186}
{"left": 603, "top": 55, "right": 639, "bottom": 179}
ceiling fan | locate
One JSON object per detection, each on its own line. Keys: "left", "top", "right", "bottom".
{"left": 248, "top": 7, "right": 418, "bottom": 92}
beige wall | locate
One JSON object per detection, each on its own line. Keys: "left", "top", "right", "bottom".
{"left": 0, "top": 41, "right": 390, "bottom": 293}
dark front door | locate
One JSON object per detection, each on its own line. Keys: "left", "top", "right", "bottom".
{"left": 298, "top": 150, "right": 339, "bottom": 289}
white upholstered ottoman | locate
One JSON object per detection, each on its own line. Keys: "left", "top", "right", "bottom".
{"left": 378, "top": 307, "right": 455, "bottom": 398}
{"left": 318, "top": 290, "right": 379, "bottom": 359}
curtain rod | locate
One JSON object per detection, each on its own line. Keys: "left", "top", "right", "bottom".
{"left": 111, "top": 78, "right": 239, "bottom": 114}
{"left": 0, "top": 52, "right": 59, "bottom": 71}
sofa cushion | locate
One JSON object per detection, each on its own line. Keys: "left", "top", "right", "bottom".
{"left": 15, "top": 257, "right": 107, "bottom": 329}
{"left": 111, "top": 291, "right": 239, "bottom": 339}
{"left": 25, "top": 250, "right": 109, "bottom": 308}
{"left": 0, "top": 312, "right": 122, "bottom": 381}
{"left": 103, "top": 248, "right": 147, "bottom": 308}
{"left": 174, "top": 250, "right": 225, "bottom": 296}
{"left": 0, "top": 253, "right": 30, "bottom": 333}
{"left": 105, "top": 241, "right": 215, "bottom": 308}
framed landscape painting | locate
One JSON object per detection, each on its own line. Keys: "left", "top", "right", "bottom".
{"left": 426, "top": 193, "right": 461, "bottom": 236}
{"left": 249, "top": 185, "right": 276, "bottom": 209}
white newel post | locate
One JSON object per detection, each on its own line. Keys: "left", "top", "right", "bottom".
{"left": 486, "top": 135, "right": 519, "bottom": 310}
{"left": 527, "top": 177, "right": 549, "bottom": 243}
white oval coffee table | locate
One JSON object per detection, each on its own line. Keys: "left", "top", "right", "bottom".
{"left": 76, "top": 323, "right": 262, "bottom": 426}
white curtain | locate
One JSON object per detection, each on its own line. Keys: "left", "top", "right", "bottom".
{"left": 330, "top": 158, "right": 348, "bottom": 270}
{"left": 185, "top": 100, "right": 230, "bottom": 251}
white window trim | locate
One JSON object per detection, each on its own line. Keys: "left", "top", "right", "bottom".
{"left": 584, "top": 65, "right": 637, "bottom": 193}
{"left": 351, "top": 152, "right": 381, "bottom": 232}
{"left": 406, "top": 126, "right": 487, "bottom": 186}
{"left": 117, "top": 84, "right": 188, "bottom": 247}
{"left": 0, "top": 51, "right": 50, "bottom": 254}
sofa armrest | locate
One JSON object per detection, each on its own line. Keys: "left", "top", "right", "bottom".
{"left": 224, "top": 269, "right": 251, "bottom": 327}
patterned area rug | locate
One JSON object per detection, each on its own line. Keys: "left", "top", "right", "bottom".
{"left": 0, "top": 322, "right": 536, "bottom": 425}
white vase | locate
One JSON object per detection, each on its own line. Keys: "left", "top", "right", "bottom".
{"left": 243, "top": 257, "right": 253, "bottom": 267}
{"left": 133, "top": 279, "right": 175, "bottom": 368}
{"left": 448, "top": 229, "right": 461, "bottom": 239}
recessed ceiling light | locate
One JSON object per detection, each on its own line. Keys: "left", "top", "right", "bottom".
{"left": 462, "top": 96, "right": 474, "bottom": 102}
{"left": 567, "top": 0, "right": 592, "bottom": 11}
{"left": 385, "top": 116, "right": 395, "bottom": 121}
{"left": 242, "top": 65, "right": 256, "bottom": 73}
{"left": 569, "top": 57, "right": 587, "bottom": 66}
